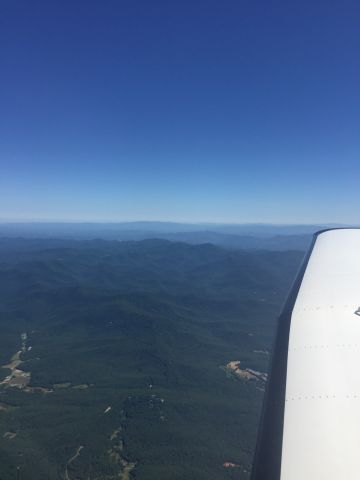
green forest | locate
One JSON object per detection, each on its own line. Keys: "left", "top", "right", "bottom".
{"left": 0, "top": 238, "right": 304, "bottom": 479}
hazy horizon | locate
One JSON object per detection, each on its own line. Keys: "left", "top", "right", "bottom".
{"left": 0, "top": 219, "right": 346, "bottom": 227}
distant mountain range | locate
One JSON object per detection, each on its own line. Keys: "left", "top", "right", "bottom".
{"left": 0, "top": 221, "right": 349, "bottom": 250}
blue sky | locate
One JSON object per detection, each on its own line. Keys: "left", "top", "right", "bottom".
{"left": 1, "top": 0, "right": 359, "bottom": 223}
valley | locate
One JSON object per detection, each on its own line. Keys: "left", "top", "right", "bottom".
{"left": 0, "top": 238, "right": 304, "bottom": 479}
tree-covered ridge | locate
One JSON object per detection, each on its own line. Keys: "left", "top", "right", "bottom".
{"left": 0, "top": 238, "right": 304, "bottom": 479}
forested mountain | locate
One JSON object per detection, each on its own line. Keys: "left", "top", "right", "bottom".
{"left": 0, "top": 238, "right": 304, "bottom": 479}
{"left": 0, "top": 222, "right": 324, "bottom": 250}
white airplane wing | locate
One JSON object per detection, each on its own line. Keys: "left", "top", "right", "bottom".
{"left": 251, "top": 228, "right": 360, "bottom": 480}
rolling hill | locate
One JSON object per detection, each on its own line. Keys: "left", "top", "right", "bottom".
{"left": 0, "top": 238, "right": 304, "bottom": 479}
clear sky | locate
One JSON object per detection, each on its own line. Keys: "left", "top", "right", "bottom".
{"left": 1, "top": 0, "right": 359, "bottom": 224}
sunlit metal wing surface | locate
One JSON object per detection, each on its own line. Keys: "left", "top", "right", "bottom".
{"left": 251, "top": 228, "right": 360, "bottom": 480}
